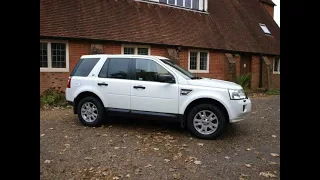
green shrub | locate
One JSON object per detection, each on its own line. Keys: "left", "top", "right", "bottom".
{"left": 40, "top": 88, "right": 67, "bottom": 107}
{"left": 266, "top": 89, "right": 280, "bottom": 95}
{"left": 235, "top": 74, "right": 251, "bottom": 90}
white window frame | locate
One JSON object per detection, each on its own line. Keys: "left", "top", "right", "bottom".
{"left": 121, "top": 44, "right": 151, "bottom": 55}
{"left": 259, "top": 23, "right": 271, "bottom": 35}
{"left": 138, "top": 0, "right": 207, "bottom": 11}
{"left": 273, "top": 57, "right": 280, "bottom": 74}
{"left": 188, "top": 50, "right": 209, "bottom": 73}
{"left": 40, "top": 40, "right": 69, "bottom": 72}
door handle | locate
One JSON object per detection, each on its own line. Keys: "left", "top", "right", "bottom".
{"left": 133, "top": 85, "right": 145, "bottom": 89}
{"left": 98, "top": 82, "right": 108, "bottom": 86}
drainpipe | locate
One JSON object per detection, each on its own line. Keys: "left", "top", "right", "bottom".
{"left": 259, "top": 55, "right": 263, "bottom": 88}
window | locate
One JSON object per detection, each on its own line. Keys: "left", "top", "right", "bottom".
{"left": 145, "top": 0, "right": 206, "bottom": 11}
{"left": 188, "top": 51, "right": 209, "bottom": 73}
{"left": 40, "top": 40, "right": 69, "bottom": 72}
{"left": 259, "top": 23, "right": 271, "bottom": 35}
{"left": 135, "top": 59, "right": 171, "bottom": 82}
{"left": 122, "top": 45, "right": 150, "bottom": 55}
{"left": 107, "top": 58, "right": 131, "bottom": 79}
{"left": 273, "top": 57, "right": 280, "bottom": 74}
{"left": 71, "top": 58, "right": 100, "bottom": 77}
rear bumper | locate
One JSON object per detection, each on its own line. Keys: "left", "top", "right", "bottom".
{"left": 229, "top": 98, "right": 252, "bottom": 123}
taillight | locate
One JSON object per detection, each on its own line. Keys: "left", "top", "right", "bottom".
{"left": 67, "top": 77, "right": 71, "bottom": 88}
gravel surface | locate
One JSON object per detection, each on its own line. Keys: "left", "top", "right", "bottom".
{"left": 40, "top": 96, "right": 280, "bottom": 180}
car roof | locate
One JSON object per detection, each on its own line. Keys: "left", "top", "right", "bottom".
{"left": 81, "top": 54, "right": 168, "bottom": 60}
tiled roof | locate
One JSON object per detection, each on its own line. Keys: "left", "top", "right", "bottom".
{"left": 40, "top": 0, "right": 280, "bottom": 55}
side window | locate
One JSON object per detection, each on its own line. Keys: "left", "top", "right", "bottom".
{"left": 135, "top": 59, "right": 171, "bottom": 82}
{"left": 107, "top": 58, "right": 131, "bottom": 79}
{"left": 98, "top": 59, "right": 109, "bottom": 78}
{"left": 71, "top": 58, "right": 100, "bottom": 77}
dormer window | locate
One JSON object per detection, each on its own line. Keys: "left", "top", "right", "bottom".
{"left": 146, "top": 0, "right": 207, "bottom": 11}
{"left": 259, "top": 23, "right": 271, "bottom": 35}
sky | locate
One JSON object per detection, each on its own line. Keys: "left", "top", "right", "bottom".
{"left": 273, "top": 0, "right": 280, "bottom": 27}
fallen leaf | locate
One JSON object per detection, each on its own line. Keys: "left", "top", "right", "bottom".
{"left": 269, "top": 161, "right": 278, "bottom": 165}
{"left": 64, "top": 136, "right": 68, "bottom": 138}
{"left": 40, "top": 134, "right": 45, "bottom": 137}
{"left": 44, "top": 160, "right": 51, "bottom": 164}
{"left": 102, "top": 171, "right": 108, "bottom": 176}
{"left": 164, "top": 159, "right": 170, "bottom": 163}
{"left": 144, "top": 164, "right": 152, "bottom": 168}
{"left": 225, "top": 156, "right": 230, "bottom": 159}
{"left": 244, "top": 164, "right": 251, "bottom": 168}
{"left": 84, "top": 157, "right": 93, "bottom": 160}
{"left": 114, "top": 147, "right": 120, "bottom": 150}
{"left": 197, "top": 143, "right": 204, "bottom": 146}
{"left": 89, "top": 167, "right": 94, "bottom": 171}
{"left": 272, "top": 135, "right": 277, "bottom": 138}
{"left": 65, "top": 144, "right": 70, "bottom": 147}
{"left": 246, "top": 148, "right": 251, "bottom": 151}
{"left": 270, "top": 153, "right": 280, "bottom": 157}
{"left": 182, "top": 144, "right": 188, "bottom": 147}
{"left": 102, "top": 134, "right": 108, "bottom": 137}
{"left": 169, "top": 168, "right": 176, "bottom": 172}
{"left": 112, "top": 177, "right": 119, "bottom": 180}
{"left": 259, "top": 171, "right": 276, "bottom": 178}
{"left": 153, "top": 148, "right": 159, "bottom": 151}
{"left": 92, "top": 147, "right": 97, "bottom": 150}
{"left": 173, "top": 173, "right": 181, "bottom": 179}
{"left": 194, "top": 160, "right": 202, "bottom": 165}
{"left": 49, "top": 128, "right": 54, "bottom": 130}
{"left": 134, "top": 168, "right": 142, "bottom": 174}
{"left": 123, "top": 134, "right": 128, "bottom": 137}
{"left": 126, "top": 174, "right": 130, "bottom": 178}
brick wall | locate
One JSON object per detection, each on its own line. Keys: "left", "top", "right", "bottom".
{"left": 251, "top": 56, "right": 260, "bottom": 89}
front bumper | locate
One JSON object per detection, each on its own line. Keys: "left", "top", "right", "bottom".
{"left": 229, "top": 98, "right": 252, "bottom": 123}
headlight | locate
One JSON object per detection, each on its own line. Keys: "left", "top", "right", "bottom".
{"left": 228, "top": 89, "right": 247, "bottom": 100}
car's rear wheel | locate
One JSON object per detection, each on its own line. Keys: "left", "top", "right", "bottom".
{"left": 187, "top": 104, "right": 227, "bottom": 139}
{"left": 77, "top": 96, "right": 105, "bottom": 126}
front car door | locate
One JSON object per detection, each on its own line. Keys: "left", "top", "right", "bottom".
{"left": 130, "top": 58, "right": 179, "bottom": 114}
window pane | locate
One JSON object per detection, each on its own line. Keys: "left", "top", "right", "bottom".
{"left": 192, "top": 0, "right": 199, "bottom": 9}
{"left": 71, "top": 58, "right": 100, "bottom": 77}
{"left": 138, "top": 48, "right": 149, "bottom": 55}
{"left": 177, "top": 0, "right": 183, "bottom": 6}
{"left": 189, "top": 52, "right": 197, "bottom": 70}
{"left": 107, "top": 58, "right": 130, "bottom": 79}
{"left": 98, "top": 59, "right": 109, "bottom": 78}
{"left": 185, "top": 0, "right": 191, "bottom": 8}
{"left": 40, "top": 43, "right": 48, "bottom": 67}
{"left": 124, "top": 47, "right": 135, "bottom": 54}
{"left": 159, "top": 0, "right": 167, "bottom": 3}
{"left": 200, "top": 52, "right": 207, "bottom": 70}
{"left": 274, "top": 58, "right": 279, "bottom": 72}
{"left": 168, "top": 0, "right": 175, "bottom": 5}
{"left": 136, "top": 59, "right": 170, "bottom": 82}
{"left": 51, "top": 43, "right": 66, "bottom": 68}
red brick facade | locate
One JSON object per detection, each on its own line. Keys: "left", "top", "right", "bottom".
{"left": 40, "top": 40, "right": 279, "bottom": 94}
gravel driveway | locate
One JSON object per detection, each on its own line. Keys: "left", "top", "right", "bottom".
{"left": 40, "top": 96, "right": 280, "bottom": 180}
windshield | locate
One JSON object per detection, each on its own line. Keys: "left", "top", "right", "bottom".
{"left": 160, "top": 59, "right": 200, "bottom": 79}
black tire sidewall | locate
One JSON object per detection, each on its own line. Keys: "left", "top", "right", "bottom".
{"left": 187, "top": 104, "right": 227, "bottom": 139}
{"left": 77, "top": 96, "right": 104, "bottom": 126}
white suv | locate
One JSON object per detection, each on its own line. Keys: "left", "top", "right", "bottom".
{"left": 66, "top": 54, "right": 251, "bottom": 139}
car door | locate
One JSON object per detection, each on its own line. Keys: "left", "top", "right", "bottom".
{"left": 93, "top": 57, "right": 132, "bottom": 110}
{"left": 130, "top": 58, "right": 179, "bottom": 114}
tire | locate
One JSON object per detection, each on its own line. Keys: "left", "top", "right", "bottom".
{"left": 77, "top": 96, "right": 105, "bottom": 126}
{"left": 187, "top": 104, "right": 227, "bottom": 139}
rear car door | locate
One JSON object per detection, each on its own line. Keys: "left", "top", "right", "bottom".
{"left": 93, "top": 57, "right": 132, "bottom": 110}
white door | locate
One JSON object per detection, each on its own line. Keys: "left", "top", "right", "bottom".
{"left": 93, "top": 58, "right": 132, "bottom": 110}
{"left": 130, "top": 58, "right": 179, "bottom": 114}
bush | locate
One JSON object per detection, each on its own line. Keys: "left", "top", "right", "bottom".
{"left": 235, "top": 74, "right": 251, "bottom": 90}
{"left": 40, "top": 88, "right": 67, "bottom": 107}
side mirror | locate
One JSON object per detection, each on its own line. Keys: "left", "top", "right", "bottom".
{"left": 158, "top": 74, "right": 175, "bottom": 83}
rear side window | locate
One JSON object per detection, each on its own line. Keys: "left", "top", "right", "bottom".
{"left": 71, "top": 58, "right": 100, "bottom": 77}
{"left": 105, "top": 58, "right": 131, "bottom": 79}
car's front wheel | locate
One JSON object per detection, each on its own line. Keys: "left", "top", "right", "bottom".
{"left": 187, "top": 104, "right": 227, "bottom": 139}
{"left": 77, "top": 96, "right": 105, "bottom": 126}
